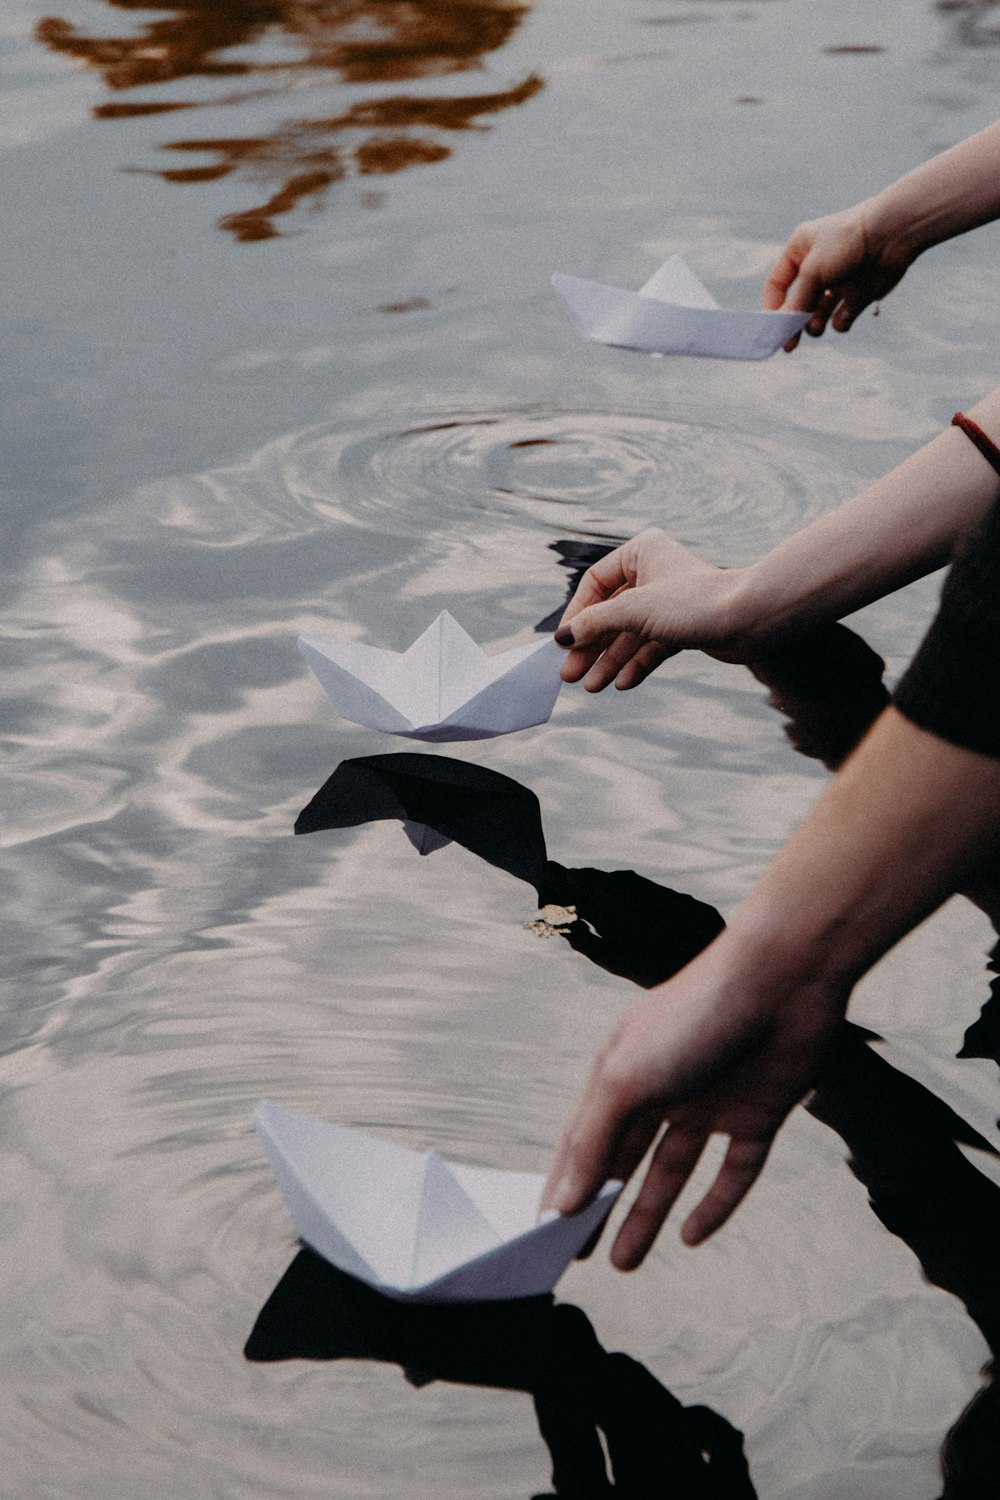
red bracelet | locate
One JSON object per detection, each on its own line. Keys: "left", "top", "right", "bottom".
{"left": 952, "top": 411, "right": 1000, "bottom": 478}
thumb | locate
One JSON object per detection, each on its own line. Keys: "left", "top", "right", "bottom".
{"left": 560, "top": 591, "right": 650, "bottom": 651}
{"left": 831, "top": 285, "right": 874, "bottom": 332}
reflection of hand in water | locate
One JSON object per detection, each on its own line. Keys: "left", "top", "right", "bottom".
{"left": 37, "top": 2, "right": 543, "bottom": 240}
{"left": 807, "top": 1022, "right": 1000, "bottom": 1497}
{"left": 749, "top": 624, "right": 1000, "bottom": 1492}
{"left": 296, "top": 753, "right": 724, "bottom": 990}
{"left": 245, "top": 1250, "right": 757, "bottom": 1497}
{"left": 752, "top": 626, "right": 1000, "bottom": 1072}
{"left": 748, "top": 623, "right": 890, "bottom": 771}
{"left": 538, "top": 864, "right": 724, "bottom": 989}
{"left": 535, "top": 540, "right": 620, "bottom": 636}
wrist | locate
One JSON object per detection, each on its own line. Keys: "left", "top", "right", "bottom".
{"left": 675, "top": 918, "right": 853, "bottom": 1055}
{"left": 862, "top": 185, "right": 924, "bottom": 263}
{"left": 721, "top": 561, "right": 826, "bottom": 656}
{"left": 723, "top": 896, "right": 864, "bottom": 1000}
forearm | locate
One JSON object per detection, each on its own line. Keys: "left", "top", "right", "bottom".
{"left": 543, "top": 710, "right": 1000, "bottom": 1255}
{"left": 724, "top": 707, "right": 1000, "bottom": 993}
{"left": 867, "top": 119, "right": 1000, "bottom": 263}
{"left": 726, "top": 392, "right": 1000, "bottom": 650}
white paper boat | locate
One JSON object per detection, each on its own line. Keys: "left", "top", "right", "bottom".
{"left": 254, "top": 1101, "right": 622, "bottom": 1302}
{"left": 299, "top": 610, "right": 563, "bottom": 741}
{"left": 551, "top": 254, "right": 810, "bottom": 361}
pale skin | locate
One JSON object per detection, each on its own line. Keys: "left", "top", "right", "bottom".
{"left": 544, "top": 711, "right": 1000, "bottom": 1266}
{"left": 762, "top": 118, "right": 1000, "bottom": 347}
{"left": 554, "top": 388, "right": 1000, "bottom": 694}
{"left": 541, "top": 125, "right": 1000, "bottom": 1262}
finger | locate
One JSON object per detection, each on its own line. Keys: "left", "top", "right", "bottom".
{"left": 574, "top": 1108, "right": 661, "bottom": 1259}
{"left": 784, "top": 261, "right": 832, "bottom": 317}
{"left": 543, "top": 1062, "right": 642, "bottom": 1216}
{"left": 583, "top": 631, "right": 647, "bottom": 693}
{"left": 610, "top": 1125, "right": 710, "bottom": 1270}
{"left": 541, "top": 1095, "right": 611, "bottom": 1216}
{"left": 607, "top": 1105, "right": 665, "bottom": 1183}
{"left": 805, "top": 285, "right": 840, "bottom": 337}
{"left": 558, "top": 590, "right": 650, "bottom": 656}
{"left": 614, "top": 641, "right": 674, "bottom": 690}
{"left": 762, "top": 246, "right": 804, "bottom": 310}
{"left": 559, "top": 642, "right": 607, "bottom": 684}
{"left": 831, "top": 286, "right": 871, "bottom": 333}
{"left": 559, "top": 546, "right": 633, "bottom": 625}
{"left": 680, "top": 1135, "right": 772, "bottom": 1246}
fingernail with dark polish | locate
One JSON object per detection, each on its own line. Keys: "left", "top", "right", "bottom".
{"left": 554, "top": 626, "right": 575, "bottom": 647}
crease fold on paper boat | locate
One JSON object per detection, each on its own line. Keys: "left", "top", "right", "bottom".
{"left": 552, "top": 253, "right": 811, "bottom": 360}
{"left": 254, "top": 1100, "right": 622, "bottom": 1302}
{"left": 298, "top": 610, "right": 563, "bottom": 741}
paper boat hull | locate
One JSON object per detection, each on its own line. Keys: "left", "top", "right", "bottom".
{"left": 552, "top": 271, "right": 809, "bottom": 361}
{"left": 299, "top": 620, "right": 562, "bottom": 741}
{"left": 254, "top": 1101, "right": 621, "bottom": 1303}
{"left": 408, "top": 638, "right": 564, "bottom": 741}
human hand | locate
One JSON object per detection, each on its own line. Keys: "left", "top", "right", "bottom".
{"left": 542, "top": 935, "right": 848, "bottom": 1265}
{"left": 763, "top": 203, "right": 913, "bottom": 349}
{"left": 553, "top": 529, "right": 751, "bottom": 692}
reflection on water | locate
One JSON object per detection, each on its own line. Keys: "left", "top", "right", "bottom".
{"left": 14, "top": 2, "right": 1000, "bottom": 1492}
{"left": 289, "top": 624, "right": 1000, "bottom": 1493}
{"left": 36, "top": 1, "right": 542, "bottom": 239}
{"left": 296, "top": 750, "right": 726, "bottom": 986}
{"left": 935, "top": 0, "right": 1000, "bottom": 48}
{"left": 246, "top": 1256, "right": 758, "bottom": 1497}
{"left": 748, "top": 623, "right": 891, "bottom": 772}
{"left": 138, "top": 407, "right": 829, "bottom": 556}
{"left": 535, "top": 540, "right": 617, "bottom": 634}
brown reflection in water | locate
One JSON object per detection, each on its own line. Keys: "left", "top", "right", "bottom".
{"left": 936, "top": 0, "right": 1000, "bottom": 47}
{"left": 36, "top": 2, "right": 542, "bottom": 241}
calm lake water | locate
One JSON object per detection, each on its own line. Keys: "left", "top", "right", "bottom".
{"left": 5, "top": 2, "right": 1000, "bottom": 1496}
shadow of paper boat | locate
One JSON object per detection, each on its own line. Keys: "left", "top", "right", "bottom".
{"left": 254, "top": 1101, "right": 621, "bottom": 1302}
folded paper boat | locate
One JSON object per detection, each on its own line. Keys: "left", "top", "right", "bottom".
{"left": 254, "top": 1101, "right": 622, "bottom": 1302}
{"left": 299, "top": 610, "right": 563, "bottom": 741}
{"left": 552, "top": 254, "right": 811, "bottom": 361}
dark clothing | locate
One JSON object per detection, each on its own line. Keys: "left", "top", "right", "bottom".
{"left": 894, "top": 492, "right": 1000, "bottom": 760}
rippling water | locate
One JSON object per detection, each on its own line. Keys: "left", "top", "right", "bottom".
{"left": 5, "top": 1, "right": 1000, "bottom": 1496}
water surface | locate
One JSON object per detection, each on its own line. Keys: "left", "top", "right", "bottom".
{"left": 4, "top": 2, "right": 1000, "bottom": 1496}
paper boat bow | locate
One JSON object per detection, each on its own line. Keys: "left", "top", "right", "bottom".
{"left": 299, "top": 610, "right": 563, "bottom": 741}
{"left": 254, "top": 1101, "right": 622, "bottom": 1302}
{"left": 552, "top": 254, "right": 810, "bottom": 361}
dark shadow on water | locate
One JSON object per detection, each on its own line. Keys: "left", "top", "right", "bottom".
{"left": 747, "top": 622, "right": 890, "bottom": 772}
{"left": 295, "top": 751, "right": 725, "bottom": 988}
{"left": 936, "top": 0, "right": 1000, "bottom": 48}
{"left": 535, "top": 540, "right": 618, "bottom": 635}
{"left": 291, "top": 621, "right": 1000, "bottom": 1493}
{"left": 246, "top": 1253, "right": 757, "bottom": 1497}
{"left": 36, "top": 1, "right": 543, "bottom": 240}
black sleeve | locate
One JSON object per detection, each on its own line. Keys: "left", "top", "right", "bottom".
{"left": 893, "top": 493, "right": 1000, "bottom": 759}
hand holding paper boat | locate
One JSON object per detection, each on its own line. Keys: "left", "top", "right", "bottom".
{"left": 552, "top": 254, "right": 810, "bottom": 360}
{"left": 299, "top": 610, "right": 563, "bottom": 741}
{"left": 254, "top": 1101, "right": 622, "bottom": 1302}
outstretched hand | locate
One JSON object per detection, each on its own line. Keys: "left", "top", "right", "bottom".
{"left": 542, "top": 934, "right": 848, "bottom": 1265}
{"left": 763, "top": 204, "right": 913, "bottom": 350}
{"left": 553, "top": 529, "right": 750, "bottom": 692}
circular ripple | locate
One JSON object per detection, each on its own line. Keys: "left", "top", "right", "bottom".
{"left": 150, "top": 405, "right": 842, "bottom": 562}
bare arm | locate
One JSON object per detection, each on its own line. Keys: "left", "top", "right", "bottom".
{"left": 556, "top": 393, "right": 1000, "bottom": 692}
{"left": 764, "top": 119, "right": 1000, "bottom": 340}
{"left": 543, "top": 708, "right": 1000, "bottom": 1264}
